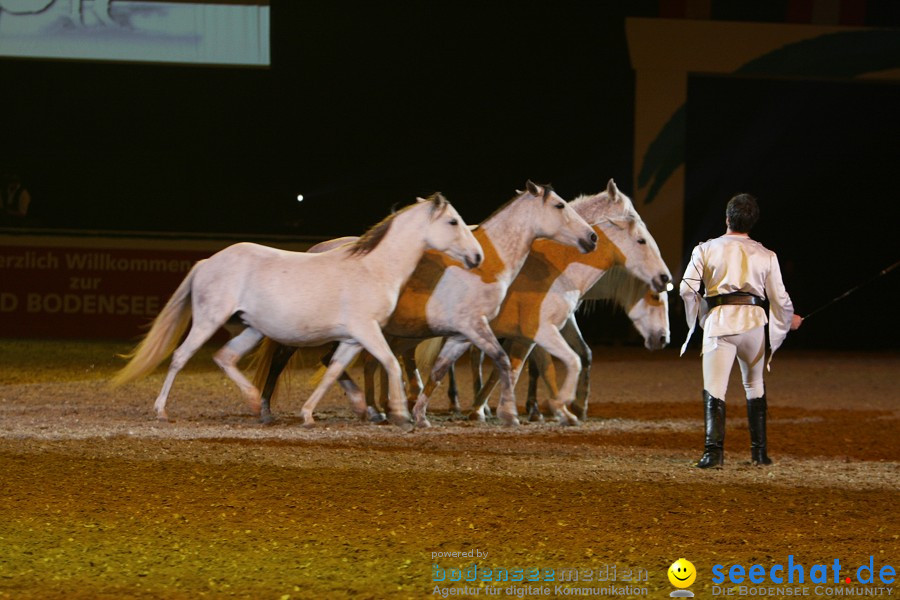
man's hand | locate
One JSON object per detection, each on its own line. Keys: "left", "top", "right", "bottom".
{"left": 791, "top": 314, "right": 803, "bottom": 330}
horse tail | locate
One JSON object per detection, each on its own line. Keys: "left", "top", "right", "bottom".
{"left": 415, "top": 336, "right": 445, "bottom": 378}
{"left": 111, "top": 261, "right": 201, "bottom": 386}
{"left": 308, "top": 364, "right": 327, "bottom": 387}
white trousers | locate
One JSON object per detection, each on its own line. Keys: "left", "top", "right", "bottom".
{"left": 702, "top": 326, "right": 766, "bottom": 401}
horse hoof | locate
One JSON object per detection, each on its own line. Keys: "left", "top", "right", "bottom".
{"left": 528, "top": 412, "right": 545, "bottom": 423}
{"left": 259, "top": 413, "right": 276, "bottom": 426}
{"left": 557, "top": 414, "right": 580, "bottom": 427}
{"left": 415, "top": 417, "right": 432, "bottom": 429}
{"left": 365, "top": 408, "right": 387, "bottom": 423}
{"left": 394, "top": 419, "right": 416, "bottom": 433}
{"left": 246, "top": 397, "right": 262, "bottom": 417}
{"left": 498, "top": 412, "right": 519, "bottom": 427}
{"left": 302, "top": 420, "right": 317, "bottom": 429}
{"left": 467, "top": 411, "right": 486, "bottom": 423}
{"left": 388, "top": 412, "right": 413, "bottom": 428}
{"left": 156, "top": 413, "right": 170, "bottom": 423}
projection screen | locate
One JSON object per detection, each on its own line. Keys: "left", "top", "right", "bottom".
{"left": 0, "top": 0, "right": 270, "bottom": 66}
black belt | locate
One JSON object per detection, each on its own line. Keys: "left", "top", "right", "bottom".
{"left": 705, "top": 292, "right": 768, "bottom": 310}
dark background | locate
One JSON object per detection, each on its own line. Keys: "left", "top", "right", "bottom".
{"left": 2, "top": 1, "right": 898, "bottom": 349}
{"left": 4, "top": 2, "right": 652, "bottom": 235}
{"left": 684, "top": 75, "right": 900, "bottom": 350}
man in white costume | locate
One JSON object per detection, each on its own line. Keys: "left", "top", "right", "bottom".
{"left": 680, "top": 193, "right": 803, "bottom": 468}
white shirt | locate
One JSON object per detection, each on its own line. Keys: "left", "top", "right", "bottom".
{"left": 680, "top": 234, "right": 794, "bottom": 367}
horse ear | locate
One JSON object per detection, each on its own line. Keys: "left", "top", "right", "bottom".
{"left": 525, "top": 180, "right": 541, "bottom": 196}
{"left": 428, "top": 192, "right": 448, "bottom": 217}
{"left": 431, "top": 192, "right": 448, "bottom": 211}
{"left": 606, "top": 178, "right": 619, "bottom": 200}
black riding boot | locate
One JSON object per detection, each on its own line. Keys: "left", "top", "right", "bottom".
{"left": 696, "top": 390, "right": 725, "bottom": 468}
{"left": 747, "top": 395, "right": 773, "bottom": 466}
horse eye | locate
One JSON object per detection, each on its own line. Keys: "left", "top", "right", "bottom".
{"left": 448, "top": 219, "right": 458, "bottom": 226}
{"left": 637, "top": 238, "right": 646, "bottom": 245}
{"left": 554, "top": 202, "right": 564, "bottom": 209}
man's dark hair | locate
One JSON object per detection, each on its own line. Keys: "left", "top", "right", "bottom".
{"left": 726, "top": 193, "right": 759, "bottom": 233}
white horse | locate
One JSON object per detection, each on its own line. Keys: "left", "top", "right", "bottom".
{"left": 112, "top": 193, "right": 483, "bottom": 427}
{"left": 428, "top": 179, "right": 672, "bottom": 424}
{"left": 251, "top": 181, "right": 599, "bottom": 427}
{"left": 498, "top": 267, "right": 670, "bottom": 422}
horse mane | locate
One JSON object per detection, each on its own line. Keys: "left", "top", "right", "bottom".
{"left": 349, "top": 192, "right": 446, "bottom": 256}
{"left": 570, "top": 189, "right": 637, "bottom": 226}
{"left": 482, "top": 182, "right": 554, "bottom": 225}
{"left": 579, "top": 265, "right": 650, "bottom": 314}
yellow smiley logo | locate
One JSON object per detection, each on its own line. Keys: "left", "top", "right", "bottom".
{"left": 668, "top": 558, "right": 696, "bottom": 588}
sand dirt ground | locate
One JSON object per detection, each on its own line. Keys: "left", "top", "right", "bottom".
{"left": 0, "top": 340, "right": 897, "bottom": 599}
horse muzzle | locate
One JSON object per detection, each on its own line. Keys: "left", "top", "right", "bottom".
{"left": 578, "top": 232, "right": 598, "bottom": 254}
{"left": 465, "top": 252, "right": 483, "bottom": 269}
{"left": 652, "top": 273, "right": 672, "bottom": 293}
{"left": 645, "top": 332, "right": 669, "bottom": 351}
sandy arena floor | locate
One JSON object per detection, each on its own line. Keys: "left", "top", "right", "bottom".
{"left": 0, "top": 340, "right": 897, "bottom": 599}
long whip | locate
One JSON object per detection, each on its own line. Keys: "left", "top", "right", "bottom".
{"left": 803, "top": 259, "right": 899, "bottom": 320}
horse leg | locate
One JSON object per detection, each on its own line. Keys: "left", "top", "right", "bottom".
{"left": 352, "top": 324, "right": 411, "bottom": 428}
{"left": 336, "top": 371, "right": 367, "bottom": 419}
{"left": 469, "top": 345, "right": 486, "bottom": 415}
{"left": 525, "top": 352, "right": 542, "bottom": 422}
{"left": 153, "top": 317, "right": 222, "bottom": 421}
{"left": 321, "top": 344, "right": 368, "bottom": 420}
{"left": 527, "top": 346, "right": 559, "bottom": 422}
{"left": 312, "top": 343, "right": 371, "bottom": 421}
{"left": 311, "top": 345, "right": 376, "bottom": 422}
{"left": 533, "top": 326, "right": 582, "bottom": 426}
{"left": 299, "top": 342, "right": 363, "bottom": 427}
{"left": 468, "top": 339, "right": 509, "bottom": 419}
{"left": 470, "top": 339, "right": 533, "bottom": 422}
{"left": 399, "top": 342, "right": 423, "bottom": 411}
{"left": 529, "top": 346, "right": 562, "bottom": 401}
{"left": 521, "top": 348, "right": 563, "bottom": 421}
{"left": 561, "top": 316, "right": 592, "bottom": 420}
{"left": 469, "top": 364, "right": 498, "bottom": 422}
{"left": 501, "top": 340, "right": 533, "bottom": 420}
{"left": 465, "top": 317, "right": 519, "bottom": 426}
{"left": 412, "top": 336, "right": 472, "bottom": 428}
{"left": 446, "top": 362, "right": 460, "bottom": 413}
{"left": 259, "top": 343, "right": 298, "bottom": 424}
{"left": 359, "top": 351, "right": 386, "bottom": 423}
{"left": 213, "top": 327, "right": 265, "bottom": 416}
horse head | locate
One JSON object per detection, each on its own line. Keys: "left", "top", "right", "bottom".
{"left": 584, "top": 266, "right": 670, "bottom": 351}
{"left": 417, "top": 193, "right": 483, "bottom": 269}
{"left": 518, "top": 180, "right": 597, "bottom": 253}
{"left": 627, "top": 286, "right": 671, "bottom": 350}
{"left": 574, "top": 179, "right": 672, "bottom": 293}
